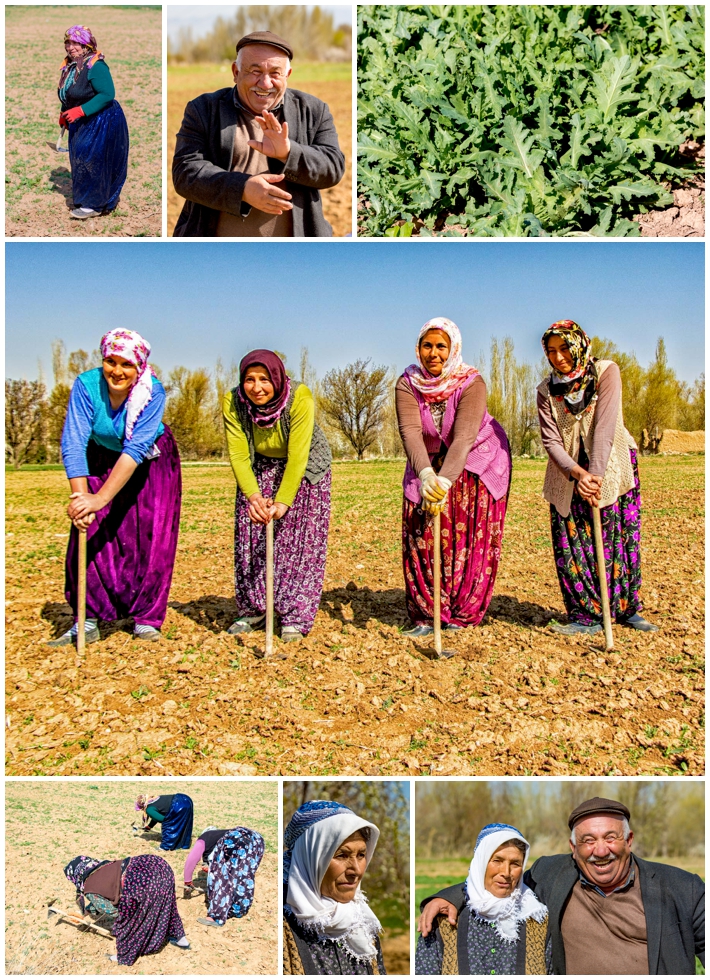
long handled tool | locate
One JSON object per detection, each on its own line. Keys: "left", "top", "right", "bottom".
{"left": 77, "top": 529, "right": 87, "bottom": 654}
{"left": 47, "top": 905, "right": 113, "bottom": 938}
{"left": 431, "top": 512, "right": 455, "bottom": 659}
{"left": 265, "top": 518, "right": 274, "bottom": 657}
{"left": 592, "top": 506, "right": 614, "bottom": 651}
{"left": 52, "top": 126, "right": 69, "bottom": 152}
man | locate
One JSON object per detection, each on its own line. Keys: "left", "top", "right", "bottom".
{"left": 172, "top": 30, "right": 345, "bottom": 237}
{"left": 419, "top": 797, "right": 705, "bottom": 975}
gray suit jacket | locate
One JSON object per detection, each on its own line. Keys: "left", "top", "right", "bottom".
{"left": 427, "top": 855, "right": 705, "bottom": 975}
{"left": 172, "top": 87, "right": 344, "bottom": 238}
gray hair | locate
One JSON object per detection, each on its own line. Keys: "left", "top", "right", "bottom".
{"left": 571, "top": 816, "right": 630, "bottom": 844}
{"left": 235, "top": 47, "right": 291, "bottom": 72}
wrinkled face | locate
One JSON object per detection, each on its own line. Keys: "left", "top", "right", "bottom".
{"left": 232, "top": 44, "right": 292, "bottom": 114}
{"left": 103, "top": 355, "right": 138, "bottom": 394}
{"left": 419, "top": 329, "right": 451, "bottom": 377}
{"left": 243, "top": 364, "right": 275, "bottom": 405}
{"left": 570, "top": 814, "right": 633, "bottom": 893}
{"left": 64, "top": 40, "right": 88, "bottom": 60}
{"left": 483, "top": 843, "right": 525, "bottom": 898}
{"left": 545, "top": 335, "right": 575, "bottom": 375}
{"left": 319, "top": 831, "right": 368, "bottom": 904}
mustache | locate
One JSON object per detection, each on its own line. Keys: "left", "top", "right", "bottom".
{"left": 586, "top": 853, "right": 619, "bottom": 865}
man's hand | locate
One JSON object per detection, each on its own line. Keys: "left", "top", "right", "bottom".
{"left": 248, "top": 112, "right": 290, "bottom": 161}
{"left": 417, "top": 898, "right": 458, "bottom": 937}
{"left": 242, "top": 173, "right": 293, "bottom": 215}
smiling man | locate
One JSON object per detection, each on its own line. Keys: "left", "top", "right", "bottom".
{"left": 172, "top": 30, "right": 345, "bottom": 237}
{"left": 418, "top": 797, "right": 705, "bottom": 975}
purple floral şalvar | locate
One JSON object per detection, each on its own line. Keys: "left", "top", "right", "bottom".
{"left": 403, "top": 469, "right": 508, "bottom": 627}
{"left": 112, "top": 855, "right": 185, "bottom": 966}
{"left": 550, "top": 449, "right": 643, "bottom": 625}
{"left": 207, "top": 828, "right": 265, "bottom": 925}
{"left": 234, "top": 455, "right": 331, "bottom": 635}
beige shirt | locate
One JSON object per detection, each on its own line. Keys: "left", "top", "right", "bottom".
{"left": 215, "top": 110, "right": 293, "bottom": 237}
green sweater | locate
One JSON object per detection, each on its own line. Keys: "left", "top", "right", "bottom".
{"left": 223, "top": 384, "right": 315, "bottom": 508}
{"left": 62, "top": 60, "right": 115, "bottom": 116}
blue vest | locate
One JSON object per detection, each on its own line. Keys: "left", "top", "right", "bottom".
{"left": 77, "top": 367, "right": 164, "bottom": 452}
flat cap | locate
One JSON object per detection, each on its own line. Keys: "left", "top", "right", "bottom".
{"left": 568, "top": 797, "right": 631, "bottom": 829}
{"left": 236, "top": 31, "right": 293, "bottom": 61}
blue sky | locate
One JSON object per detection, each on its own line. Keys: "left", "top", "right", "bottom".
{"left": 6, "top": 241, "right": 704, "bottom": 384}
{"left": 167, "top": 5, "right": 353, "bottom": 43}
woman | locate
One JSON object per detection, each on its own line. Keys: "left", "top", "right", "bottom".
{"left": 48, "top": 329, "right": 181, "bottom": 647}
{"left": 223, "top": 350, "right": 332, "bottom": 642}
{"left": 135, "top": 793, "right": 194, "bottom": 850}
{"left": 64, "top": 854, "right": 190, "bottom": 965}
{"left": 537, "top": 320, "right": 658, "bottom": 634}
{"left": 196, "top": 827, "right": 265, "bottom": 927}
{"left": 396, "top": 318, "right": 511, "bottom": 636}
{"left": 58, "top": 26, "right": 129, "bottom": 219}
{"left": 283, "top": 800, "right": 385, "bottom": 975}
{"left": 184, "top": 826, "right": 229, "bottom": 894}
{"left": 415, "top": 823, "right": 550, "bottom": 975}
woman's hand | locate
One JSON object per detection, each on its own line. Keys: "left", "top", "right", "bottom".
{"left": 270, "top": 502, "right": 289, "bottom": 521}
{"left": 63, "top": 106, "right": 85, "bottom": 124}
{"left": 420, "top": 467, "right": 452, "bottom": 502}
{"left": 248, "top": 493, "right": 273, "bottom": 525}
{"left": 417, "top": 898, "right": 458, "bottom": 937}
{"left": 68, "top": 491, "right": 106, "bottom": 520}
{"left": 576, "top": 471, "right": 603, "bottom": 505}
{"left": 71, "top": 513, "right": 96, "bottom": 531}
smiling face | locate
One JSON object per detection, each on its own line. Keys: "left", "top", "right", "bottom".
{"left": 319, "top": 831, "right": 368, "bottom": 904}
{"left": 232, "top": 43, "right": 292, "bottom": 114}
{"left": 419, "top": 329, "right": 451, "bottom": 377}
{"left": 243, "top": 364, "right": 275, "bottom": 405}
{"left": 545, "top": 334, "right": 575, "bottom": 375}
{"left": 570, "top": 814, "right": 633, "bottom": 894}
{"left": 103, "top": 355, "right": 138, "bottom": 396}
{"left": 483, "top": 842, "right": 525, "bottom": 899}
{"left": 64, "top": 40, "right": 88, "bottom": 60}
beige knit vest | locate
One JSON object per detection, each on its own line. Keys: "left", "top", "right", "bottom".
{"left": 538, "top": 360, "right": 637, "bottom": 517}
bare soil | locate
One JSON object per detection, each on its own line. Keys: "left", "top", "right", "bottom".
{"left": 5, "top": 457, "right": 704, "bottom": 777}
{"left": 5, "top": 6, "right": 161, "bottom": 238}
{"left": 167, "top": 63, "right": 352, "bottom": 237}
{"left": 5, "top": 780, "right": 278, "bottom": 974}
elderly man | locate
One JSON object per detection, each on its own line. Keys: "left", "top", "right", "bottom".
{"left": 419, "top": 797, "right": 705, "bottom": 975}
{"left": 172, "top": 30, "right": 345, "bottom": 237}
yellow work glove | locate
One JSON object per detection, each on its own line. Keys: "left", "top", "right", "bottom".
{"left": 419, "top": 467, "right": 452, "bottom": 502}
{"left": 422, "top": 497, "right": 447, "bottom": 515}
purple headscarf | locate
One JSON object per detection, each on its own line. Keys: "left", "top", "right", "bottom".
{"left": 238, "top": 349, "right": 291, "bottom": 428}
{"left": 59, "top": 26, "right": 104, "bottom": 86}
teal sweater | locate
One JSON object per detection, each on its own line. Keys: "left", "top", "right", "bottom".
{"left": 60, "top": 60, "right": 115, "bottom": 116}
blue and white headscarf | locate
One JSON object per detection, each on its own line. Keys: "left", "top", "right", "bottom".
{"left": 284, "top": 800, "right": 382, "bottom": 963}
{"left": 465, "top": 823, "right": 548, "bottom": 942}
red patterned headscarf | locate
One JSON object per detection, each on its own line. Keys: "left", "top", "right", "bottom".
{"left": 403, "top": 317, "right": 479, "bottom": 404}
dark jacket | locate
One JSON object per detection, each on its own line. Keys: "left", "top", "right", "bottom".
{"left": 172, "top": 87, "right": 344, "bottom": 237}
{"left": 524, "top": 854, "right": 705, "bottom": 975}
{"left": 427, "top": 855, "right": 705, "bottom": 975}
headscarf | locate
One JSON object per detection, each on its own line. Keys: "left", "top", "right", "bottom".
{"left": 100, "top": 329, "right": 155, "bottom": 439}
{"left": 237, "top": 349, "right": 291, "bottom": 428}
{"left": 59, "top": 26, "right": 104, "bottom": 87}
{"left": 284, "top": 800, "right": 382, "bottom": 963}
{"left": 541, "top": 320, "right": 598, "bottom": 416}
{"left": 64, "top": 855, "right": 106, "bottom": 913}
{"left": 403, "top": 317, "right": 479, "bottom": 404}
{"left": 465, "top": 824, "right": 548, "bottom": 943}
{"left": 134, "top": 794, "right": 159, "bottom": 812}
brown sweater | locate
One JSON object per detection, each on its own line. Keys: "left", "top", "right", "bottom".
{"left": 561, "top": 873, "right": 648, "bottom": 975}
{"left": 215, "top": 109, "right": 294, "bottom": 237}
{"left": 537, "top": 361, "right": 622, "bottom": 477}
{"left": 395, "top": 375, "right": 487, "bottom": 483}
{"left": 83, "top": 860, "right": 123, "bottom": 905}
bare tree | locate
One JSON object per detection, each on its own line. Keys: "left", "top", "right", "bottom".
{"left": 5, "top": 380, "right": 47, "bottom": 468}
{"left": 318, "top": 358, "right": 390, "bottom": 460}
{"left": 164, "top": 367, "right": 223, "bottom": 459}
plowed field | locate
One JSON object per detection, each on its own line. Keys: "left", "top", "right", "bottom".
{"left": 5, "top": 780, "right": 278, "bottom": 974}
{"left": 167, "top": 62, "right": 352, "bottom": 237}
{"left": 5, "top": 457, "right": 704, "bottom": 777}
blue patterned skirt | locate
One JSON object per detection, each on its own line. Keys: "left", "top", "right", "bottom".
{"left": 207, "top": 827, "right": 265, "bottom": 925}
{"left": 68, "top": 100, "right": 129, "bottom": 212}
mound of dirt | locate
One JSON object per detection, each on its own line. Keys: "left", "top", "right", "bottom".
{"left": 658, "top": 430, "right": 705, "bottom": 453}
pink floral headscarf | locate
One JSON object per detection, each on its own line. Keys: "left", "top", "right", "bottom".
{"left": 59, "top": 26, "right": 104, "bottom": 85}
{"left": 403, "top": 317, "right": 479, "bottom": 403}
{"left": 100, "top": 329, "right": 155, "bottom": 439}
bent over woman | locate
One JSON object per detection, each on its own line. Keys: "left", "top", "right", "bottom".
{"left": 538, "top": 320, "right": 657, "bottom": 635}
{"left": 64, "top": 854, "right": 189, "bottom": 965}
{"left": 49, "top": 329, "right": 181, "bottom": 646}
{"left": 283, "top": 800, "right": 385, "bottom": 975}
{"left": 198, "top": 827, "right": 265, "bottom": 927}
{"left": 223, "top": 350, "right": 332, "bottom": 642}
{"left": 58, "top": 25, "right": 129, "bottom": 219}
{"left": 135, "top": 793, "right": 194, "bottom": 850}
{"left": 396, "top": 318, "right": 511, "bottom": 636}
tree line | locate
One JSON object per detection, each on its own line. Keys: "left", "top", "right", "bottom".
{"left": 168, "top": 5, "right": 352, "bottom": 64}
{"left": 5, "top": 336, "right": 704, "bottom": 467}
{"left": 416, "top": 781, "right": 704, "bottom": 860}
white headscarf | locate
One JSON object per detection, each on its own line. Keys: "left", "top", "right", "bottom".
{"left": 100, "top": 328, "right": 155, "bottom": 439}
{"left": 286, "top": 811, "right": 383, "bottom": 963}
{"left": 465, "top": 823, "right": 548, "bottom": 942}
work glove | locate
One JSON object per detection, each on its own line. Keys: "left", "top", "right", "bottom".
{"left": 58, "top": 112, "right": 66, "bottom": 127}
{"left": 422, "top": 497, "right": 447, "bottom": 515}
{"left": 419, "top": 466, "right": 451, "bottom": 502}
{"left": 63, "top": 106, "right": 85, "bottom": 124}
